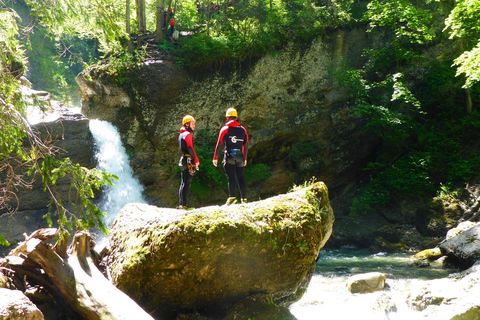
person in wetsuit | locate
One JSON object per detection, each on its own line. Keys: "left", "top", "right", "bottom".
{"left": 212, "top": 107, "right": 248, "bottom": 205}
{"left": 178, "top": 115, "right": 199, "bottom": 209}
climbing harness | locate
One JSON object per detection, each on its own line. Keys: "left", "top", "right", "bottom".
{"left": 179, "top": 154, "right": 197, "bottom": 176}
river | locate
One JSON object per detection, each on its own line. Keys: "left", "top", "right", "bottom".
{"left": 290, "top": 248, "right": 458, "bottom": 320}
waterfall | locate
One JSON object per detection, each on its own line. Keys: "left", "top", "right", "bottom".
{"left": 89, "top": 119, "right": 146, "bottom": 226}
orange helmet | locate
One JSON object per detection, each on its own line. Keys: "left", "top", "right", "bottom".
{"left": 225, "top": 107, "right": 238, "bottom": 118}
{"left": 182, "top": 115, "right": 195, "bottom": 125}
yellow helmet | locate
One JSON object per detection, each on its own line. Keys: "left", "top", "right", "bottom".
{"left": 225, "top": 107, "right": 238, "bottom": 118}
{"left": 182, "top": 115, "right": 195, "bottom": 125}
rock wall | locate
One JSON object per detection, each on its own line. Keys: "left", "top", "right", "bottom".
{"left": 77, "top": 30, "right": 479, "bottom": 251}
{"left": 77, "top": 29, "right": 377, "bottom": 211}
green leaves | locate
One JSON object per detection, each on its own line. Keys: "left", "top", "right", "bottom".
{"left": 25, "top": 0, "right": 127, "bottom": 55}
{"left": 351, "top": 154, "right": 434, "bottom": 215}
{"left": 341, "top": 69, "right": 421, "bottom": 144}
{"left": 174, "top": 0, "right": 355, "bottom": 69}
{"left": 444, "top": 0, "right": 480, "bottom": 88}
{"left": 0, "top": 234, "right": 11, "bottom": 247}
{"left": 366, "top": 0, "right": 435, "bottom": 44}
{"left": 391, "top": 73, "right": 421, "bottom": 109}
{"left": 8, "top": 0, "right": 356, "bottom": 71}
{"left": 453, "top": 41, "right": 480, "bottom": 88}
{"left": 444, "top": 0, "right": 480, "bottom": 40}
{"left": 1, "top": 5, "right": 117, "bottom": 245}
{"left": 37, "top": 156, "right": 117, "bottom": 236}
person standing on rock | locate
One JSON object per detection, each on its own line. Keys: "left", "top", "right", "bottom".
{"left": 178, "top": 115, "right": 199, "bottom": 209}
{"left": 212, "top": 107, "right": 248, "bottom": 205}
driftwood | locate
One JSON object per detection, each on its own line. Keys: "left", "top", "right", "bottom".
{"left": 1, "top": 228, "right": 154, "bottom": 320}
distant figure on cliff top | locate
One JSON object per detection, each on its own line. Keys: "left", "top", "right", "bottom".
{"left": 168, "top": 14, "right": 177, "bottom": 41}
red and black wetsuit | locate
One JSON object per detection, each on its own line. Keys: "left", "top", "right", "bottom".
{"left": 213, "top": 120, "right": 248, "bottom": 198}
{"left": 168, "top": 17, "right": 176, "bottom": 38}
{"left": 178, "top": 126, "right": 199, "bottom": 206}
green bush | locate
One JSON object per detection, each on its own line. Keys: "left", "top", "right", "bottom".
{"left": 288, "top": 140, "right": 324, "bottom": 178}
{"left": 189, "top": 129, "right": 272, "bottom": 199}
{"left": 245, "top": 163, "right": 272, "bottom": 184}
{"left": 188, "top": 129, "right": 226, "bottom": 200}
{"left": 351, "top": 153, "right": 434, "bottom": 216}
{"left": 435, "top": 183, "right": 461, "bottom": 203}
{"left": 351, "top": 110, "right": 480, "bottom": 217}
{"left": 174, "top": 34, "right": 232, "bottom": 70}
{"left": 351, "top": 183, "right": 391, "bottom": 217}
{"left": 25, "top": 26, "right": 99, "bottom": 100}
{"left": 170, "top": 0, "right": 353, "bottom": 70}
{"left": 0, "top": 234, "right": 11, "bottom": 247}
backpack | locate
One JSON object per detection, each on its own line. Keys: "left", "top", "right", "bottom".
{"left": 173, "top": 30, "right": 179, "bottom": 40}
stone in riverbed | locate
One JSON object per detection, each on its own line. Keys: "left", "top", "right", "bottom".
{"left": 346, "top": 272, "right": 386, "bottom": 294}
{"left": 414, "top": 247, "right": 442, "bottom": 261}
{"left": 439, "top": 223, "right": 480, "bottom": 269}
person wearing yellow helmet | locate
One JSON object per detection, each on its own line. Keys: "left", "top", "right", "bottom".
{"left": 212, "top": 107, "right": 248, "bottom": 205}
{"left": 178, "top": 115, "right": 199, "bottom": 209}
{"left": 225, "top": 107, "right": 238, "bottom": 118}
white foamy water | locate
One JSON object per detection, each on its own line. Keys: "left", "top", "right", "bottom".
{"left": 89, "top": 119, "right": 146, "bottom": 226}
{"left": 289, "top": 250, "right": 478, "bottom": 320}
{"left": 290, "top": 274, "right": 424, "bottom": 320}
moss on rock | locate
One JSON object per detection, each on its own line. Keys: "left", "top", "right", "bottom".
{"left": 414, "top": 248, "right": 443, "bottom": 261}
{"left": 105, "top": 182, "right": 334, "bottom": 317}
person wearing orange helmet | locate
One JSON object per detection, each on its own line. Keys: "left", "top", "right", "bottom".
{"left": 178, "top": 115, "right": 199, "bottom": 209}
{"left": 212, "top": 107, "right": 248, "bottom": 205}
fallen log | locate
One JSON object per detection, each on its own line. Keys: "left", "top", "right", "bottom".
{"left": 1, "top": 229, "right": 154, "bottom": 320}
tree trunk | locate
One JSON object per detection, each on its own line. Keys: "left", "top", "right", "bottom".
{"left": 136, "top": 0, "right": 147, "bottom": 33}
{"left": 2, "top": 229, "right": 154, "bottom": 320}
{"left": 155, "top": 0, "right": 166, "bottom": 42}
{"left": 206, "top": 0, "right": 210, "bottom": 36}
{"left": 466, "top": 88, "right": 473, "bottom": 113}
{"left": 459, "top": 39, "right": 474, "bottom": 113}
{"left": 126, "top": 0, "right": 131, "bottom": 34}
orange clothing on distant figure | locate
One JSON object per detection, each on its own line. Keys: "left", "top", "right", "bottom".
{"left": 169, "top": 18, "right": 176, "bottom": 28}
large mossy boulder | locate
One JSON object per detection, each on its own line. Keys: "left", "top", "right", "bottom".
{"left": 105, "top": 182, "right": 334, "bottom": 317}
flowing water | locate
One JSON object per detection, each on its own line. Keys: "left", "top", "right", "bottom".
{"left": 25, "top": 102, "right": 145, "bottom": 226}
{"left": 290, "top": 248, "right": 457, "bottom": 320}
{"left": 89, "top": 119, "right": 146, "bottom": 226}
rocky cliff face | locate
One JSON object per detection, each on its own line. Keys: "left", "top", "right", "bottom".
{"left": 77, "top": 29, "right": 377, "bottom": 211}
{"left": 78, "top": 30, "right": 479, "bottom": 251}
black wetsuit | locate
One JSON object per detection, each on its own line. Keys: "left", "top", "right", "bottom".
{"left": 213, "top": 120, "right": 249, "bottom": 198}
{"left": 178, "top": 126, "right": 199, "bottom": 207}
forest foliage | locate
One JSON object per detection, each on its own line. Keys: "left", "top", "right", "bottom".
{"left": 338, "top": 0, "right": 480, "bottom": 215}
{"left": 1, "top": 0, "right": 480, "bottom": 245}
{"left": 0, "top": 6, "right": 115, "bottom": 246}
